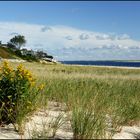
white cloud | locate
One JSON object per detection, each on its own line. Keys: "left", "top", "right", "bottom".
{"left": 0, "top": 21, "right": 140, "bottom": 60}
{"left": 117, "top": 34, "right": 130, "bottom": 40}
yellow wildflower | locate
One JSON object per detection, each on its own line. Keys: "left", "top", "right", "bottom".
{"left": 3, "top": 61, "right": 9, "bottom": 67}
{"left": 38, "top": 84, "right": 45, "bottom": 90}
{"left": 17, "top": 64, "right": 24, "bottom": 72}
{"left": 31, "top": 81, "right": 35, "bottom": 87}
{"left": 2, "top": 61, "right": 13, "bottom": 74}
{"left": 10, "top": 77, "right": 13, "bottom": 81}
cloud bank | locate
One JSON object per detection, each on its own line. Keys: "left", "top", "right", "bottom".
{"left": 0, "top": 21, "right": 140, "bottom": 60}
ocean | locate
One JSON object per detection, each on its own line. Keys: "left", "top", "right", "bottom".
{"left": 61, "top": 61, "right": 140, "bottom": 67}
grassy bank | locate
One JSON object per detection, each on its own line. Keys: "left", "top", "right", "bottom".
{"left": 1, "top": 61, "right": 140, "bottom": 138}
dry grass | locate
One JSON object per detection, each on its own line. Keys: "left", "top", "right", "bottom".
{"left": 1, "top": 61, "right": 140, "bottom": 139}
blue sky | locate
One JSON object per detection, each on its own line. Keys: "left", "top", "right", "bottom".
{"left": 0, "top": 1, "right": 140, "bottom": 60}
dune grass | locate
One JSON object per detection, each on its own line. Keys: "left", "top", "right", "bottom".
{"left": 1, "top": 61, "right": 140, "bottom": 139}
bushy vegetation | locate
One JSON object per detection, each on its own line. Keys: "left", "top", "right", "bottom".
{"left": 0, "top": 35, "right": 53, "bottom": 62}
{"left": 0, "top": 47, "right": 18, "bottom": 59}
{"left": 0, "top": 61, "right": 46, "bottom": 133}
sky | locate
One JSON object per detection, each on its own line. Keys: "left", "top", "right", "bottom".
{"left": 0, "top": 1, "right": 140, "bottom": 60}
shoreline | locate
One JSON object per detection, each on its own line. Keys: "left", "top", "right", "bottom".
{"left": 1, "top": 58, "right": 140, "bottom": 69}
{"left": 64, "top": 64, "right": 140, "bottom": 69}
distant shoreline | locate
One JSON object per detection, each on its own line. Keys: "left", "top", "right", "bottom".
{"left": 65, "top": 64, "right": 140, "bottom": 69}
{"left": 1, "top": 59, "right": 140, "bottom": 69}
{"left": 61, "top": 60, "right": 140, "bottom": 68}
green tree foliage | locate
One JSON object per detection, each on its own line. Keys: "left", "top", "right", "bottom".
{"left": 9, "top": 35, "right": 26, "bottom": 50}
{"left": 36, "top": 50, "right": 53, "bottom": 59}
{"left": 36, "top": 50, "right": 47, "bottom": 59}
{"left": 7, "top": 42, "right": 17, "bottom": 50}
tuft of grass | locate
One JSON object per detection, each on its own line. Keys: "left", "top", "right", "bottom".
{"left": 31, "top": 113, "right": 65, "bottom": 139}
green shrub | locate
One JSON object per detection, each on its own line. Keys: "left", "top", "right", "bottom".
{"left": 0, "top": 61, "right": 45, "bottom": 131}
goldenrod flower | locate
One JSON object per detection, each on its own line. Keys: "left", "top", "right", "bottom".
{"left": 31, "top": 81, "right": 35, "bottom": 87}
{"left": 38, "top": 84, "right": 45, "bottom": 90}
{"left": 17, "top": 64, "right": 23, "bottom": 71}
{"left": 3, "top": 61, "right": 8, "bottom": 67}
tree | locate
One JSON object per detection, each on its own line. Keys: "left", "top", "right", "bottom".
{"left": 36, "top": 50, "right": 48, "bottom": 59}
{"left": 7, "top": 42, "right": 17, "bottom": 50}
{"left": 9, "top": 35, "right": 26, "bottom": 50}
{"left": 47, "top": 55, "right": 53, "bottom": 59}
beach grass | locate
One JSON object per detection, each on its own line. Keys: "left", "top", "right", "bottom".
{"left": 1, "top": 61, "right": 140, "bottom": 138}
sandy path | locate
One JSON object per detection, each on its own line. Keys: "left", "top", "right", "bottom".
{"left": 0, "top": 101, "right": 73, "bottom": 139}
